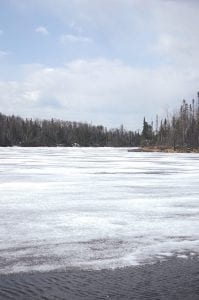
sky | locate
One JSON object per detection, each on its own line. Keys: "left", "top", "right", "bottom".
{"left": 0, "top": 0, "right": 199, "bottom": 130}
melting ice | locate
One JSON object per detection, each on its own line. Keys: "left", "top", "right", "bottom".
{"left": 0, "top": 147, "right": 199, "bottom": 273}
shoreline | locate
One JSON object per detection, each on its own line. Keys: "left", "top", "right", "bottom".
{"left": 0, "top": 257, "right": 199, "bottom": 300}
{"left": 128, "top": 146, "right": 199, "bottom": 153}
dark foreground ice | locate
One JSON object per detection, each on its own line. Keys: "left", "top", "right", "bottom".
{"left": 0, "top": 258, "right": 198, "bottom": 300}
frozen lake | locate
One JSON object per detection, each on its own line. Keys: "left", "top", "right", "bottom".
{"left": 0, "top": 147, "right": 199, "bottom": 274}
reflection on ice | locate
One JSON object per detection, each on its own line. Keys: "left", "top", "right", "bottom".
{"left": 0, "top": 147, "right": 199, "bottom": 273}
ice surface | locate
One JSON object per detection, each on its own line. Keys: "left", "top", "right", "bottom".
{"left": 0, "top": 147, "right": 199, "bottom": 273}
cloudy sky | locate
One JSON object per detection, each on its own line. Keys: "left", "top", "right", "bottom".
{"left": 0, "top": 0, "right": 199, "bottom": 130}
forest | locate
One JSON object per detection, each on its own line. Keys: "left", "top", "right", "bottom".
{"left": 142, "top": 92, "right": 199, "bottom": 149}
{"left": 0, "top": 113, "right": 140, "bottom": 147}
{"left": 0, "top": 92, "right": 199, "bottom": 148}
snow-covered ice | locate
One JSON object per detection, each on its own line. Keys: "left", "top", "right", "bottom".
{"left": 0, "top": 147, "right": 199, "bottom": 273}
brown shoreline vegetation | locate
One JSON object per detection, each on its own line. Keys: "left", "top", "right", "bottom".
{"left": 128, "top": 146, "right": 199, "bottom": 153}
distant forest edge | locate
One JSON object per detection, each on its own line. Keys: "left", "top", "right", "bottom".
{"left": 1, "top": 92, "right": 199, "bottom": 148}
{"left": 0, "top": 113, "right": 139, "bottom": 147}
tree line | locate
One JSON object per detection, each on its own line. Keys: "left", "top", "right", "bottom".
{"left": 1, "top": 92, "right": 199, "bottom": 148}
{"left": 0, "top": 113, "right": 140, "bottom": 147}
{"left": 142, "top": 92, "right": 199, "bottom": 149}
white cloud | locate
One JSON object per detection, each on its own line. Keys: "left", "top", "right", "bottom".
{"left": 5, "top": 0, "right": 199, "bottom": 128}
{"left": 69, "top": 22, "right": 83, "bottom": 34}
{"left": 0, "top": 50, "right": 11, "bottom": 59}
{"left": 35, "top": 26, "right": 49, "bottom": 35}
{"left": 60, "top": 34, "right": 93, "bottom": 44}
{"left": 13, "top": 0, "right": 199, "bottom": 67}
{"left": 150, "top": 0, "right": 199, "bottom": 66}
{"left": 0, "top": 58, "right": 198, "bottom": 128}
{"left": 0, "top": 51, "right": 7, "bottom": 58}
